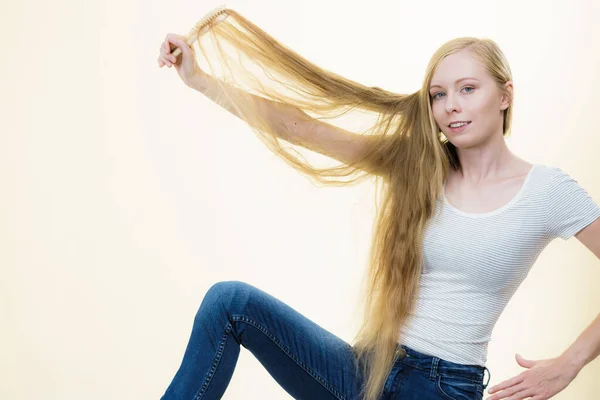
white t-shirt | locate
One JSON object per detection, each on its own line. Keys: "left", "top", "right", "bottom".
{"left": 399, "top": 164, "right": 600, "bottom": 366}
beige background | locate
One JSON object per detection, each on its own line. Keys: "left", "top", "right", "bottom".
{"left": 2, "top": 0, "right": 599, "bottom": 398}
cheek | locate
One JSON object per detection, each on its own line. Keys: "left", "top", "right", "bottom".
{"left": 431, "top": 104, "right": 443, "bottom": 129}
{"left": 471, "top": 94, "right": 495, "bottom": 114}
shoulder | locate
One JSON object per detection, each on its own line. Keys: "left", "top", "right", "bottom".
{"left": 524, "top": 164, "right": 589, "bottom": 202}
{"left": 530, "top": 164, "right": 572, "bottom": 186}
{"left": 536, "top": 164, "right": 586, "bottom": 189}
{"left": 539, "top": 164, "right": 600, "bottom": 240}
{"left": 530, "top": 163, "right": 559, "bottom": 176}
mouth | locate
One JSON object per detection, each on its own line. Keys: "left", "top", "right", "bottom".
{"left": 448, "top": 121, "right": 471, "bottom": 128}
{"left": 448, "top": 121, "right": 472, "bottom": 133}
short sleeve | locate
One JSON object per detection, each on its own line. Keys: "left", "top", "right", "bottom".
{"left": 546, "top": 167, "right": 600, "bottom": 240}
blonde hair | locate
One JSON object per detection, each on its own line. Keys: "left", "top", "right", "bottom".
{"left": 193, "top": 9, "right": 513, "bottom": 400}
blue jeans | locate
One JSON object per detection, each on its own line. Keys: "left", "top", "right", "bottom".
{"left": 160, "top": 281, "right": 491, "bottom": 399}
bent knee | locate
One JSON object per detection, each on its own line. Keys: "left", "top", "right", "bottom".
{"left": 200, "top": 280, "right": 256, "bottom": 313}
{"left": 207, "top": 280, "right": 251, "bottom": 297}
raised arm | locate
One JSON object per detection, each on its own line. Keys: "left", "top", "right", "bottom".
{"left": 188, "top": 72, "right": 376, "bottom": 168}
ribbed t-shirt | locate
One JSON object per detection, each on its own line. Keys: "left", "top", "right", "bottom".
{"left": 399, "top": 164, "right": 600, "bottom": 367}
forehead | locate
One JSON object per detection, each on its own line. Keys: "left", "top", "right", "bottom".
{"left": 430, "top": 50, "right": 488, "bottom": 86}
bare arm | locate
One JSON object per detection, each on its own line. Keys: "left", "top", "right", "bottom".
{"left": 187, "top": 73, "right": 375, "bottom": 167}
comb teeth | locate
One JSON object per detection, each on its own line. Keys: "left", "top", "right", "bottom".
{"left": 170, "top": 5, "right": 230, "bottom": 57}
{"left": 189, "top": 4, "right": 229, "bottom": 37}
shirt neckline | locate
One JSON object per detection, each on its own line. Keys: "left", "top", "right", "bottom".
{"left": 442, "top": 164, "right": 539, "bottom": 218}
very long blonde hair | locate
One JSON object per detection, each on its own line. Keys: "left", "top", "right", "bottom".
{"left": 191, "top": 9, "right": 513, "bottom": 400}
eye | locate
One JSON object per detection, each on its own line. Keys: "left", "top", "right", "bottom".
{"left": 431, "top": 86, "right": 475, "bottom": 101}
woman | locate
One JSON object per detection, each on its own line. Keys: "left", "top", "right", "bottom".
{"left": 155, "top": 11, "right": 600, "bottom": 400}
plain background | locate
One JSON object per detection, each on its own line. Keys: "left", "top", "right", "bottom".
{"left": 2, "top": 0, "right": 600, "bottom": 398}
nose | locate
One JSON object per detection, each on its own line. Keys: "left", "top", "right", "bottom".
{"left": 445, "top": 92, "right": 462, "bottom": 114}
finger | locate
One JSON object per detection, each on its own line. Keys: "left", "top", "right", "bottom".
{"left": 159, "top": 48, "right": 176, "bottom": 63}
{"left": 157, "top": 54, "right": 168, "bottom": 65}
{"left": 168, "top": 35, "right": 190, "bottom": 57}
{"left": 164, "top": 38, "right": 177, "bottom": 56}
{"left": 160, "top": 38, "right": 171, "bottom": 59}
{"left": 488, "top": 376, "right": 524, "bottom": 394}
{"left": 169, "top": 33, "right": 187, "bottom": 41}
{"left": 165, "top": 34, "right": 179, "bottom": 54}
{"left": 161, "top": 53, "right": 174, "bottom": 63}
{"left": 159, "top": 56, "right": 171, "bottom": 67}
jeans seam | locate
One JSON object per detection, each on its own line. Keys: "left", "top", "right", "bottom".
{"left": 438, "top": 372, "right": 482, "bottom": 384}
{"left": 192, "top": 322, "right": 232, "bottom": 400}
{"left": 387, "top": 366, "right": 405, "bottom": 395}
{"left": 403, "top": 363, "right": 483, "bottom": 384}
{"left": 230, "top": 314, "right": 346, "bottom": 400}
{"left": 435, "top": 373, "right": 459, "bottom": 400}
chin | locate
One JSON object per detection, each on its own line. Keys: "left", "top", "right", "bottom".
{"left": 445, "top": 135, "right": 479, "bottom": 149}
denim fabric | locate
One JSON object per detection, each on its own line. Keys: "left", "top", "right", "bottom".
{"left": 160, "top": 281, "right": 491, "bottom": 400}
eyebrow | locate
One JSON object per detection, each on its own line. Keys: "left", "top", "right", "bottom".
{"left": 429, "top": 77, "right": 480, "bottom": 91}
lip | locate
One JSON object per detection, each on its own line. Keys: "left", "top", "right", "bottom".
{"left": 448, "top": 121, "right": 471, "bottom": 133}
{"left": 448, "top": 121, "right": 471, "bottom": 127}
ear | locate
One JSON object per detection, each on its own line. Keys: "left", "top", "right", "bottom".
{"left": 500, "top": 81, "right": 513, "bottom": 111}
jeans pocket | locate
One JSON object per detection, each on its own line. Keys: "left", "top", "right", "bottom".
{"left": 435, "top": 373, "right": 483, "bottom": 400}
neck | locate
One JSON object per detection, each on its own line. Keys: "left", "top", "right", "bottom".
{"left": 454, "top": 133, "right": 520, "bottom": 186}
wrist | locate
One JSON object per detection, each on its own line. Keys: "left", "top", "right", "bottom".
{"left": 186, "top": 71, "right": 210, "bottom": 91}
{"left": 559, "top": 349, "right": 586, "bottom": 375}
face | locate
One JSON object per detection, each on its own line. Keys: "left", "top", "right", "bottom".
{"left": 429, "top": 49, "right": 512, "bottom": 148}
